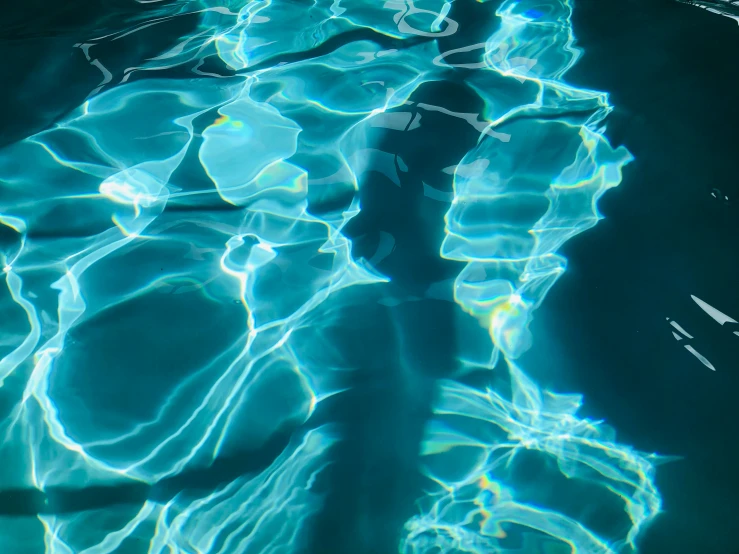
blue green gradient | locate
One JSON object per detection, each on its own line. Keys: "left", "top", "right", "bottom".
{"left": 0, "top": 1, "right": 665, "bottom": 553}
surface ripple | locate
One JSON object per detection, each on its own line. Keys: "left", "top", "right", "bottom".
{"left": 0, "top": 1, "right": 665, "bottom": 553}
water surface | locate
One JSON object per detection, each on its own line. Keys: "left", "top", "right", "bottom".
{"left": 0, "top": 1, "right": 737, "bottom": 553}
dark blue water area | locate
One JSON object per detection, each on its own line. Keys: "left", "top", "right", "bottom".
{"left": 531, "top": 2, "right": 739, "bottom": 553}
{"left": 0, "top": 1, "right": 737, "bottom": 554}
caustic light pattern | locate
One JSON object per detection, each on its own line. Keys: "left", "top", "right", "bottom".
{"left": 0, "top": 1, "right": 664, "bottom": 553}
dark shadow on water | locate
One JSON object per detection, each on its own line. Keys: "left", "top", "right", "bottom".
{"left": 0, "top": 1, "right": 198, "bottom": 149}
{"left": 520, "top": 1, "right": 739, "bottom": 553}
{"left": 0, "top": 429, "right": 293, "bottom": 516}
{"left": 306, "top": 77, "right": 487, "bottom": 554}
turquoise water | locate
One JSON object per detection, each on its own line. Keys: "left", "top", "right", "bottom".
{"left": 0, "top": 1, "right": 737, "bottom": 553}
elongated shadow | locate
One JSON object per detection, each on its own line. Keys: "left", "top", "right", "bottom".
{"left": 0, "top": 429, "right": 293, "bottom": 516}
{"left": 307, "top": 78, "right": 487, "bottom": 554}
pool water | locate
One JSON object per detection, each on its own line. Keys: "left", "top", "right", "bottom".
{"left": 0, "top": 1, "right": 737, "bottom": 553}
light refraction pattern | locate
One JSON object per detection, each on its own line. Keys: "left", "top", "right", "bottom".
{"left": 0, "top": 1, "right": 663, "bottom": 553}
{"left": 401, "top": 1, "right": 663, "bottom": 553}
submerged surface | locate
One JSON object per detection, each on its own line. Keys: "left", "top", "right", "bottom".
{"left": 0, "top": 1, "right": 737, "bottom": 553}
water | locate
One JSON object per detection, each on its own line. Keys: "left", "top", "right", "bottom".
{"left": 0, "top": 1, "right": 737, "bottom": 553}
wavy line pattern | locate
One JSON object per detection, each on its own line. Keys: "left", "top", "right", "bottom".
{"left": 0, "top": 1, "right": 663, "bottom": 553}
{"left": 402, "top": 2, "right": 661, "bottom": 553}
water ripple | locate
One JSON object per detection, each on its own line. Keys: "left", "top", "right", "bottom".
{"left": 0, "top": 1, "right": 666, "bottom": 553}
